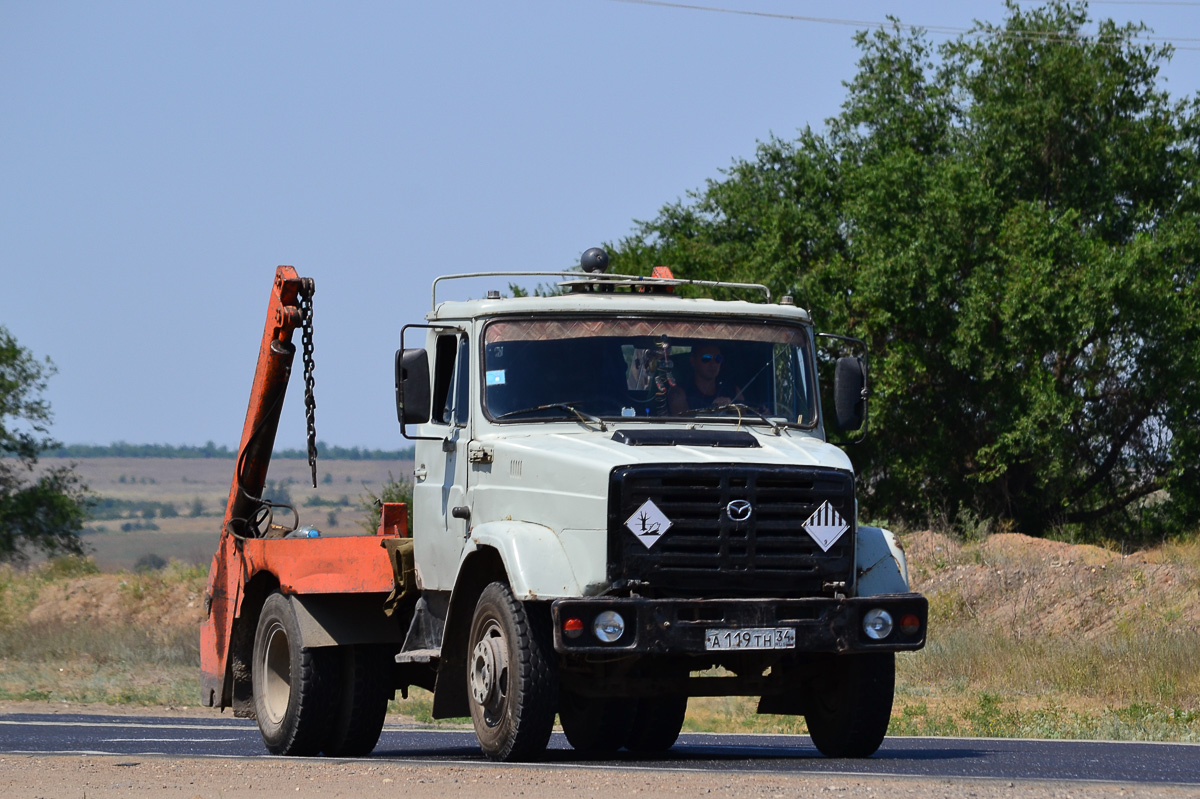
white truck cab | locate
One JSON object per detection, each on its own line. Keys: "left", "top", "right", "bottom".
{"left": 393, "top": 253, "right": 926, "bottom": 762}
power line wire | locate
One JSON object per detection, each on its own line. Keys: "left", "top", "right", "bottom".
{"left": 1067, "top": 1, "right": 1200, "bottom": 7}
{"left": 610, "top": 0, "right": 1200, "bottom": 50}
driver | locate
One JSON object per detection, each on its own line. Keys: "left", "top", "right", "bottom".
{"left": 668, "top": 343, "right": 741, "bottom": 414}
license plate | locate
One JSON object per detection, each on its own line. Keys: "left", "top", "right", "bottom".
{"left": 704, "top": 627, "right": 796, "bottom": 651}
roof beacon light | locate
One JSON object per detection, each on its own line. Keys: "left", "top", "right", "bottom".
{"left": 650, "top": 265, "right": 676, "bottom": 294}
{"left": 580, "top": 247, "right": 610, "bottom": 274}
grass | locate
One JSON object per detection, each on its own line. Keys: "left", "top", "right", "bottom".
{"left": 0, "top": 558, "right": 206, "bottom": 706}
{"left": 386, "top": 688, "right": 468, "bottom": 726}
{"left": 0, "top": 661, "right": 199, "bottom": 706}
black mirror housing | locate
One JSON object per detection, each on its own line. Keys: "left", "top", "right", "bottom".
{"left": 396, "top": 348, "right": 431, "bottom": 426}
{"left": 833, "top": 356, "right": 866, "bottom": 432}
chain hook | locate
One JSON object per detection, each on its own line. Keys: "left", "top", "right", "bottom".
{"left": 299, "top": 278, "right": 318, "bottom": 487}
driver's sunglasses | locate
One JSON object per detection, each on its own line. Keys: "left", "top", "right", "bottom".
{"left": 699, "top": 354, "right": 723, "bottom": 364}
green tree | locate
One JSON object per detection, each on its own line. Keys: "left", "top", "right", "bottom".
{"left": 611, "top": 1, "right": 1200, "bottom": 541}
{"left": 0, "top": 326, "right": 89, "bottom": 561}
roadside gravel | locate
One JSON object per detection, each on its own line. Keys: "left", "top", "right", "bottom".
{"left": 1, "top": 754, "right": 1195, "bottom": 799}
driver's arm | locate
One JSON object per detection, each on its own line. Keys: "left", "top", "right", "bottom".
{"left": 668, "top": 385, "right": 688, "bottom": 415}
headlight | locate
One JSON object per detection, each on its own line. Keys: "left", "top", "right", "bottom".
{"left": 862, "top": 608, "right": 894, "bottom": 640}
{"left": 593, "top": 611, "right": 626, "bottom": 643}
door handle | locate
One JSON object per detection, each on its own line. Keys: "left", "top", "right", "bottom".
{"left": 414, "top": 464, "right": 428, "bottom": 481}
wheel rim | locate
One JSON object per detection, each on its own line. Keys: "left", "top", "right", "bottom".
{"left": 469, "top": 619, "right": 509, "bottom": 728}
{"left": 261, "top": 622, "right": 291, "bottom": 724}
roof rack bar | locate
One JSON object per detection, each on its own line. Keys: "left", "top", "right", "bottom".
{"left": 558, "top": 276, "right": 770, "bottom": 303}
{"left": 431, "top": 270, "right": 771, "bottom": 309}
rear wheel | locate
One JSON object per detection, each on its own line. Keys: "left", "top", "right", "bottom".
{"left": 625, "top": 695, "right": 688, "bottom": 752}
{"left": 467, "top": 582, "right": 557, "bottom": 761}
{"left": 252, "top": 592, "right": 338, "bottom": 756}
{"left": 803, "top": 652, "right": 894, "bottom": 758}
{"left": 323, "top": 645, "right": 392, "bottom": 757}
{"left": 558, "top": 689, "right": 636, "bottom": 752}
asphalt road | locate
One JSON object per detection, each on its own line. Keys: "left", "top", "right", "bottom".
{"left": 1, "top": 712, "right": 1197, "bottom": 787}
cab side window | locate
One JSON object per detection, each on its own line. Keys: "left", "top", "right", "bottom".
{"left": 431, "top": 334, "right": 458, "bottom": 424}
{"left": 431, "top": 333, "right": 470, "bottom": 426}
{"left": 452, "top": 335, "right": 469, "bottom": 425}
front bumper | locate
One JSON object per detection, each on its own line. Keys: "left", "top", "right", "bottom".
{"left": 551, "top": 593, "right": 927, "bottom": 655}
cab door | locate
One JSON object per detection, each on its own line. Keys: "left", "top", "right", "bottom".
{"left": 412, "top": 331, "right": 472, "bottom": 590}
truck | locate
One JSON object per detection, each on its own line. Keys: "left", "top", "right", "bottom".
{"left": 200, "top": 251, "right": 927, "bottom": 762}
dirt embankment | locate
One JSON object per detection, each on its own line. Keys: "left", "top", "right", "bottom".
{"left": 901, "top": 531, "right": 1200, "bottom": 640}
{"left": 22, "top": 573, "right": 205, "bottom": 632}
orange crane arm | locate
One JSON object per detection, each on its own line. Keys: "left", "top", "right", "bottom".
{"left": 200, "top": 267, "right": 403, "bottom": 711}
{"left": 201, "top": 266, "right": 309, "bottom": 708}
{"left": 223, "top": 266, "right": 310, "bottom": 536}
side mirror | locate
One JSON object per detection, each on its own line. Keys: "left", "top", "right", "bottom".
{"left": 833, "top": 356, "right": 866, "bottom": 432}
{"left": 396, "top": 348, "right": 431, "bottom": 426}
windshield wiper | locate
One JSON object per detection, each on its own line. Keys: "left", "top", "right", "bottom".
{"left": 495, "top": 401, "right": 608, "bottom": 432}
{"left": 680, "top": 403, "right": 784, "bottom": 435}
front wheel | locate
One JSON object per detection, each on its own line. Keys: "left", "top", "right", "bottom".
{"left": 251, "top": 592, "right": 337, "bottom": 756}
{"left": 467, "top": 582, "right": 557, "bottom": 761}
{"left": 803, "top": 652, "right": 895, "bottom": 758}
{"left": 558, "top": 689, "right": 635, "bottom": 752}
{"left": 625, "top": 695, "right": 688, "bottom": 752}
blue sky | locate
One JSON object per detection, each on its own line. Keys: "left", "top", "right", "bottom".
{"left": 4, "top": 1, "right": 1199, "bottom": 450}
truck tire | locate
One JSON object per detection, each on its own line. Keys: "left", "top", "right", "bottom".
{"left": 323, "top": 645, "right": 392, "bottom": 757}
{"left": 803, "top": 652, "right": 894, "bottom": 758}
{"left": 625, "top": 695, "right": 688, "bottom": 752}
{"left": 466, "top": 582, "right": 557, "bottom": 761}
{"left": 252, "top": 592, "right": 338, "bottom": 756}
{"left": 558, "top": 689, "right": 635, "bottom": 752}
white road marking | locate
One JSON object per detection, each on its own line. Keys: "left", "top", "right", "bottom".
{"left": 0, "top": 719, "right": 248, "bottom": 731}
{"left": 103, "top": 737, "right": 239, "bottom": 743}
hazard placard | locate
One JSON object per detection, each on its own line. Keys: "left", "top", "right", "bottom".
{"left": 625, "top": 499, "right": 673, "bottom": 549}
{"left": 802, "top": 501, "right": 848, "bottom": 552}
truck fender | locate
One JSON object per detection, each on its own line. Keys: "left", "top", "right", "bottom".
{"left": 855, "top": 525, "right": 911, "bottom": 596}
{"left": 428, "top": 522, "right": 575, "bottom": 720}
{"left": 463, "top": 520, "right": 581, "bottom": 600}
{"left": 288, "top": 593, "right": 405, "bottom": 648}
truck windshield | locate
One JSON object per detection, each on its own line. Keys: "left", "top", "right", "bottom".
{"left": 482, "top": 317, "right": 818, "bottom": 427}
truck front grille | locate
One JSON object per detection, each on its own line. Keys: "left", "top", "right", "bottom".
{"left": 607, "top": 464, "right": 855, "bottom": 598}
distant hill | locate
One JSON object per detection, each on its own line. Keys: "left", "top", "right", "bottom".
{"left": 49, "top": 441, "right": 414, "bottom": 460}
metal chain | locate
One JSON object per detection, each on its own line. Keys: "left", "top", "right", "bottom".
{"left": 299, "top": 279, "right": 318, "bottom": 487}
